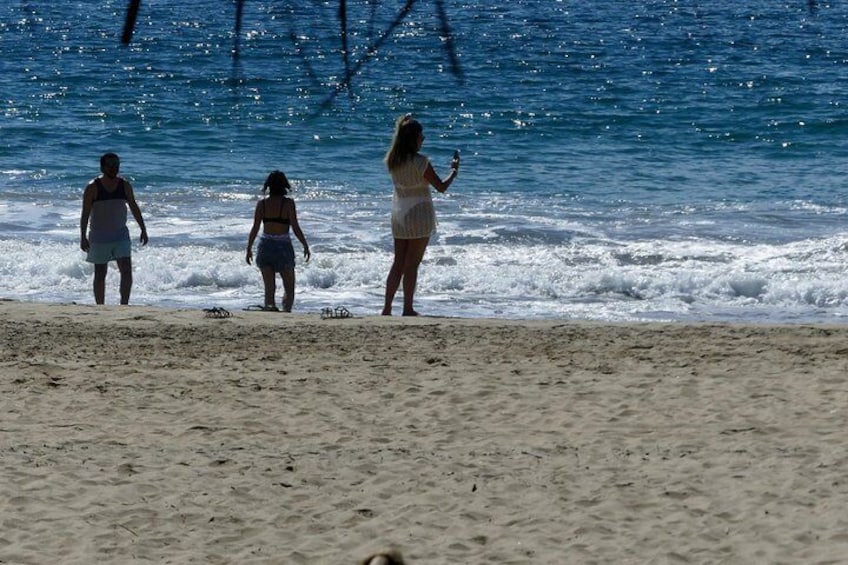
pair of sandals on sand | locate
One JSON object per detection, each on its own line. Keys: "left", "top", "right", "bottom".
{"left": 320, "top": 306, "right": 353, "bottom": 319}
{"left": 205, "top": 305, "right": 353, "bottom": 319}
{"left": 203, "top": 307, "right": 232, "bottom": 318}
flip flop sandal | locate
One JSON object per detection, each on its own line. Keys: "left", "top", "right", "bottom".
{"left": 203, "top": 307, "right": 232, "bottom": 318}
{"left": 321, "top": 306, "right": 353, "bottom": 319}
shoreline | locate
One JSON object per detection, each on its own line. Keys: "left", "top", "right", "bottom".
{"left": 3, "top": 300, "right": 848, "bottom": 563}
{"left": 4, "top": 297, "right": 848, "bottom": 327}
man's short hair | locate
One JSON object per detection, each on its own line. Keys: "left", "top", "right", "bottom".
{"left": 100, "top": 152, "right": 120, "bottom": 167}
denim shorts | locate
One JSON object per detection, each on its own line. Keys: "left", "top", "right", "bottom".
{"left": 256, "top": 235, "right": 295, "bottom": 271}
{"left": 86, "top": 238, "right": 132, "bottom": 264}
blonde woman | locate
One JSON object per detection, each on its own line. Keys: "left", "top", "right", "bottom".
{"left": 382, "top": 114, "right": 460, "bottom": 316}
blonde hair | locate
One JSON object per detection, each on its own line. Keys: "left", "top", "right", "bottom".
{"left": 384, "top": 114, "right": 422, "bottom": 172}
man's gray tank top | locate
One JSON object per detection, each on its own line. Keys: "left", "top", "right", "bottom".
{"left": 89, "top": 178, "right": 130, "bottom": 244}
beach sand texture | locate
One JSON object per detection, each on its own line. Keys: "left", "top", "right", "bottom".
{"left": 2, "top": 300, "right": 848, "bottom": 564}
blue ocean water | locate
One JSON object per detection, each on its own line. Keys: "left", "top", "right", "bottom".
{"left": 2, "top": 0, "right": 848, "bottom": 321}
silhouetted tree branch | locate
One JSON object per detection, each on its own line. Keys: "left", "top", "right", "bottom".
{"left": 233, "top": 0, "right": 245, "bottom": 60}
{"left": 121, "top": 0, "right": 141, "bottom": 45}
{"left": 121, "top": 0, "right": 464, "bottom": 111}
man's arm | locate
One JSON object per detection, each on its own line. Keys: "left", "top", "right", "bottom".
{"left": 80, "top": 182, "right": 96, "bottom": 251}
{"left": 124, "top": 181, "right": 149, "bottom": 246}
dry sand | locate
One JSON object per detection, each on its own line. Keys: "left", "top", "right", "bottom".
{"left": 2, "top": 300, "right": 848, "bottom": 564}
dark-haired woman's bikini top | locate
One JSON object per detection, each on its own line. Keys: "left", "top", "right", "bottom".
{"left": 263, "top": 199, "right": 290, "bottom": 227}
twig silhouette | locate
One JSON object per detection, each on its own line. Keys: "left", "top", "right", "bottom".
{"left": 435, "top": 0, "right": 464, "bottom": 82}
{"left": 121, "top": 0, "right": 141, "bottom": 45}
{"left": 120, "top": 0, "right": 464, "bottom": 113}
{"left": 233, "top": 0, "right": 245, "bottom": 60}
{"left": 339, "top": 0, "right": 353, "bottom": 98}
{"left": 314, "top": 0, "right": 418, "bottom": 113}
{"left": 289, "top": 30, "right": 321, "bottom": 87}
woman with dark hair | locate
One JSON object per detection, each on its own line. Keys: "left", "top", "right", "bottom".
{"left": 382, "top": 114, "right": 460, "bottom": 316}
{"left": 246, "top": 170, "right": 310, "bottom": 311}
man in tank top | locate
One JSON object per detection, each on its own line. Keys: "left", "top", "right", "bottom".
{"left": 80, "top": 152, "right": 149, "bottom": 304}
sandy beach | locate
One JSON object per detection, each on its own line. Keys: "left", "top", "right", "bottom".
{"left": 2, "top": 300, "right": 848, "bottom": 564}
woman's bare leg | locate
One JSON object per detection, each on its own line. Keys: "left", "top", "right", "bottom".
{"left": 260, "top": 267, "right": 276, "bottom": 308}
{"left": 401, "top": 237, "right": 429, "bottom": 316}
{"left": 281, "top": 269, "right": 295, "bottom": 312}
{"left": 382, "top": 238, "right": 408, "bottom": 315}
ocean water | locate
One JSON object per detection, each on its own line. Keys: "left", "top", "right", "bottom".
{"left": 2, "top": 0, "right": 848, "bottom": 322}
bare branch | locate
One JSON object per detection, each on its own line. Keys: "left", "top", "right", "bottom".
{"left": 339, "top": 0, "right": 352, "bottom": 97}
{"left": 435, "top": 0, "right": 464, "bottom": 83}
{"left": 315, "top": 0, "right": 418, "bottom": 113}
{"left": 121, "top": 0, "right": 141, "bottom": 45}
{"left": 119, "top": 0, "right": 464, "bottom": 113}
{"left": 233, "top": 0, "right": 245, "bottom": 60}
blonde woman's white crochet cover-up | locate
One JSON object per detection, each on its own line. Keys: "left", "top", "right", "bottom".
{"left": 390, "top": 153, "right": 435, "bottom": 239}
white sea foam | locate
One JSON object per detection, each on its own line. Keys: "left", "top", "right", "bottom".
{"left": 3, "top": 1, "right": 848, "bottom": 321}
{"left": 3, "top": 221, "right": 848, "bottom": 321}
